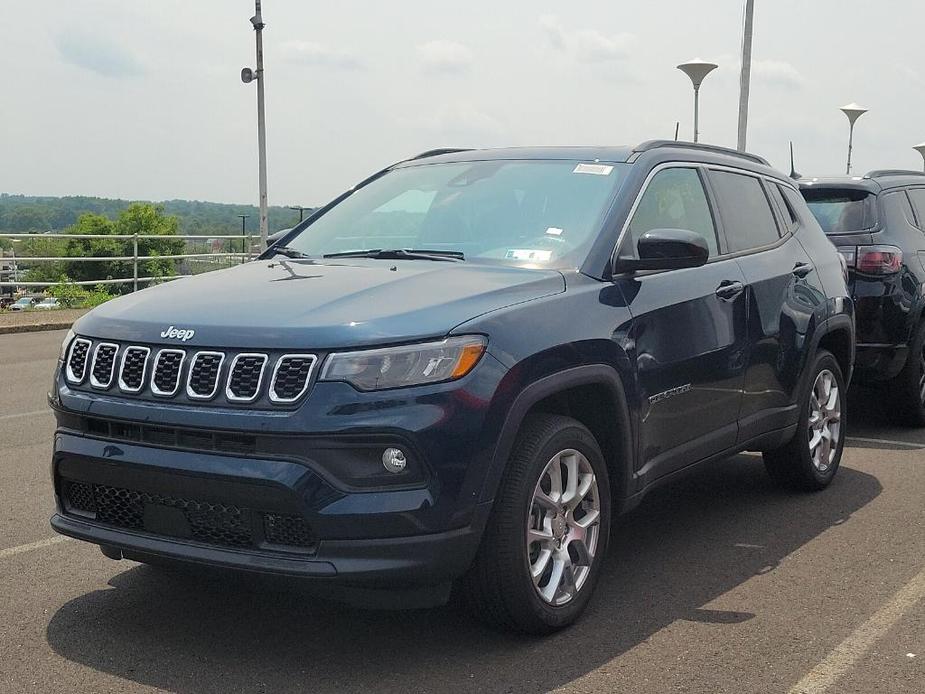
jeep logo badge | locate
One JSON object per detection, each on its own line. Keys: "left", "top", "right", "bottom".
{"left": 160, "top": 325, "right": 196, "bottom": 342}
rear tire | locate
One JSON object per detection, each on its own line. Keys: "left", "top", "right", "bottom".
{"left": 462, "top": 414, "right": 611, "bottom": 635}
{"left": 764, "top": 349, "right": 846, "bottom": 492}
{"left": 887, "top": 322, "right": 925, "bottom": 427}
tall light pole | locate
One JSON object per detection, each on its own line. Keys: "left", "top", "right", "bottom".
{"left": 677, "top": 60, "right": 718, "bottom": 143}
{"left": 914, "top": 143, "right": 925, "bottom": 172}
{"left": 241, "top": 1, "right": 269, "bottom": 252}
{"left": 736, "top": 0, "right": 755, "bottom": 151}
{"left": 840, "top": 103, "right": 868, "bottom": 175}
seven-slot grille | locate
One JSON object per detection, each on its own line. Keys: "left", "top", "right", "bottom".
{"left": 151, "top": 349, "right": 186, "bottom": 396}
{"left": 269, "top": 354, "right": 317, "bottom": 403}
{"left": 226, "top": 354, "right": 268, "bottom": 402}
{"left": 118, "top": 347, "right": 151, "bottom": 392}
{"left": 65, "top": 338, "right": 92, "bottom": 383}
{"left": 64, "top": 336, "right": 317, "bottom": 404}
{"left": 90, "top": 343, "right": 119, "bottom": 388}
{"left": 187, "top": 351, "right": 224, "bottom": 399}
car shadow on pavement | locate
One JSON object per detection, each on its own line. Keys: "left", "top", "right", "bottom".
{"left": 45, "top": 454, "right": 881, "bottom": 693}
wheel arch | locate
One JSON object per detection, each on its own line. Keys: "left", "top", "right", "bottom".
{"left": 812, "top": 314, "right": 855, "bottom": 385}
{"left": 479, "top": 365, "right": 635, "bottom": 511}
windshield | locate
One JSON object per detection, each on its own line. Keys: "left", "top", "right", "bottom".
{"left": 801, "top": 187, "right": 878, "bottom": 233}
{"left": 283, "top": 160, "right": 629, "bottom": 267}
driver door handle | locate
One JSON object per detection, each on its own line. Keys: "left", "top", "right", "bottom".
{"left": 715, "top": 280, "right": 745, "bottom": 302}
{"left": 793, "top": 262, "right": 813, "bottom": 278}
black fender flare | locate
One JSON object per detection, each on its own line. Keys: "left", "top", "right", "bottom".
{"left": 806, "top": 312, "right": 855, "bottom": 385}
{"left": 478, "top": 364, "right": 636, "bottom": 507}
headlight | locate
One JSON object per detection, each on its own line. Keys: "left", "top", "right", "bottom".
{"left": 59, "top": 328, "right": 76, "bottom": 362}
{"left": 320, "top": 335, "right": 487, "bottom": 391}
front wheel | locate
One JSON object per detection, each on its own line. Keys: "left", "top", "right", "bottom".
{"left": 764, "top": 349, "right": 846, "bottom": 491}
{"left": 462, "top": 414, "right": 611, "bottom": 634}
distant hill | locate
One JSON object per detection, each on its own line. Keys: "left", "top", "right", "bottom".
{"left": 0, "top": 193, "right": 315, "bottom": 237}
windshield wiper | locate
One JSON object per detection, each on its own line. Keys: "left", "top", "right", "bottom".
{"left": 271, "top": 245, "right": 311, "bottom": 259}
{"left": 322, "top": 249, "right": 465, "bottom": 262}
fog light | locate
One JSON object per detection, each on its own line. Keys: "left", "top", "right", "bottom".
{"left": 382, "top": 447, "right": 407, "bottom": 474}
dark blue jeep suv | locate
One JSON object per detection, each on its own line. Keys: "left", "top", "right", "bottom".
{"left": 50, "top": 141, "right": 854, "bottom": 633}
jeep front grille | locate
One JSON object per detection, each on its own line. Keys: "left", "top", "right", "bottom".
{"left": 90, "top": 343, "right": 119, "bottom": 388}
{"left": 119, "top": 346, "right": 151, "bottom": 392}
{"left": 66, "top": 338, "right": 92, "bottom": 384}
{"left": 269, "top": 354, "right": 317, "bottom": 403}
{"left": 226, "top": 354, "right": 268, "bottom": 402}
{"left": 151, "top": 349, "right": 186, "bottom": 396}
{"left": 187, "top": 351, "right": 224, "bottom": 399}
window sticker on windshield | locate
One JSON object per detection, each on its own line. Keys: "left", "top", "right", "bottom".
{"left": 545, "top": 227, "right": 564, "bottom": 236}
{"left": 505, "top": 249, "right": 553, "bottom": 262}
{"left": 573, "top": 163, "right": 614, "bottom": 176}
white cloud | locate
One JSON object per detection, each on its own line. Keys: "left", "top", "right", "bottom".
{"left": 538, "top": 14, "right": 634, "bottom": 64}
{"left": 279, "top": 41, "right": 364, "bottom": 70}
{"left": 416, "top": 40, "right": 473, "bottom": 75}
{"left": 753, "top": 59, "right": 805, "bottom": 89}
{"left": 55, "top": 32, "right": 145, "bottom": 78}
{"left": 417, "top": 102, "right": 506, "bottom": 142}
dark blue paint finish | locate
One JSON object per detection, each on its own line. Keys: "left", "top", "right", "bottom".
{"left": 50, "top": 142, "right": 854, "bottom": 595}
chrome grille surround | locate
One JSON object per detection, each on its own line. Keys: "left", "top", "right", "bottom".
{"left": 225, "top": 353, "right": 268, "bottom": 403}
{"left": 150, "top": 348, "right": 186, "bottom": 397}
{"left": 118, "top": 346, "right": 151, "bottom": 393}
{"left": 65, "top": 338, "right": 92, "bottom": 384}
{"left": 89, "top": 342, "right": 119, "bottom": 389}
{"left": 268, "top": 354, "right": 318, "bottom": 404}
{"left": 186, "top": 351, "right": 226, "bottom": 401}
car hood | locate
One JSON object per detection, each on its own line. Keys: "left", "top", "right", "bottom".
{"left": 75, "top": 260, "right": 565, "bottom": 349}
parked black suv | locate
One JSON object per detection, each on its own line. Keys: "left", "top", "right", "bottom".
{"left": 50, "top": 142, "right": 853, "bottom": 634}
{"left": 800, "top": 171, "right": 925, "bottom": 424}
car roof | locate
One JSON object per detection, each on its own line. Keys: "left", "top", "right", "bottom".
{"left": 798, "top": 170, "right": 925, "bottom": 193}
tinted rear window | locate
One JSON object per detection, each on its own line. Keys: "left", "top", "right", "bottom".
{"left": 801, "top": 187, "right": 878, "bottom": 233}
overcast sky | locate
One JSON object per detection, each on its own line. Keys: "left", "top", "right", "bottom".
{"left": 3, "top": 0, "right": 925, "bottom": 208}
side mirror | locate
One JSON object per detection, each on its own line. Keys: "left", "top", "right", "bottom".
{"left": 613, "top": 228, "right": 710, "bottom": 274}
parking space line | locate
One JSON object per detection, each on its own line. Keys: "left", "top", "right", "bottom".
{"left": 0, "top": 536, "right": 70, "bottom": 560}
{"left": 0, "top": 408, "right": 51, "bottom": 421}
{"left": 788, "top": 565, "right": 925, "bottom": 694}
{"left": 846, "top": 436, "right": 924, "bottom": 450}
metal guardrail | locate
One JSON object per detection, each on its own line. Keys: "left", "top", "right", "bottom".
{"left": 0, "top": 233, "right": 256, "bottom": 292}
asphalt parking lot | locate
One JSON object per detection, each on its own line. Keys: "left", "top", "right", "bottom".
{"left": 1, "top": 329, "right": 923, "bottom": 693}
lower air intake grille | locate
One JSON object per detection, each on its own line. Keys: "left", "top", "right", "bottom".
{"left": 227, "top": 354, "right": 267, "bottom": 401}
{"left": 270, "top": 355, "right": 317, "bottom": 403}
{"left": 61, "top": 480, "right": 316, "bottom": 551}
{"left": 119, "top": 347, "right": 150, "bottom": 392}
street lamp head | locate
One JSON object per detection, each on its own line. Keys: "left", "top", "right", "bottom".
{"left": 677, "top": 59, "right": 719, "bottom": 88}
{"left": 913, "top": 142, "right": 925, "bottom": 157}
{"left": 840, "top": 103, "right": 869, "bottom": 125}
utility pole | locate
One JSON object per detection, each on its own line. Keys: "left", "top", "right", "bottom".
{"left": 241, "top": 1, "right": 269, "bottom": 252}
{"left": 736, "top": 0, "right": 755, "bottom": 151}
{"left": 237, "top": 214, "right": 250, "bottom": 263}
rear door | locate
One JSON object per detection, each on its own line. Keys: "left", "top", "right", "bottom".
{"left": 708, "top": 169, "right": 827, "bottom": 441}
{"left": 614, "top": 165, "right": 748, "bottom": 485}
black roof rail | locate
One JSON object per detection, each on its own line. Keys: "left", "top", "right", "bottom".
{"left": 408, "top": 148, "right": 472, "bottom": 161}
{"left": 864, "top": 169, "right": 925, "bottom": 179}
{"left": 632, "top": 140, "right": 770, "bottom": 166}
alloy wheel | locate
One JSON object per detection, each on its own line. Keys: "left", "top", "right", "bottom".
{"left": 526, "top": 449, "right": 601, "bottom": 606}
{"left": 808, "top": 369, "right": 842, "bottom": 472}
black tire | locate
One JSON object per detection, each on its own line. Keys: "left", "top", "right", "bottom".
{"left": 887, "top": 321, "right": 925, "bottom": 427}
{"left": 461, "top": 413, "right": 611, "bottom": 635}
{"left": 764, "top": 349, "right": 846, "bottom": 492}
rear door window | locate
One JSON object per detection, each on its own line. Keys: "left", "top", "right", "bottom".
{"left": 800, "top": 187, "right": 878, "bottom": 233}
{"left": 709, "top": 170, "right": 781, "bottom": 253}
